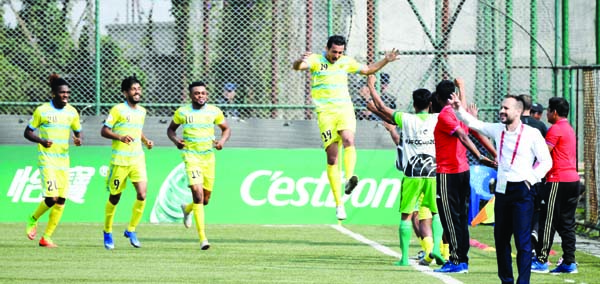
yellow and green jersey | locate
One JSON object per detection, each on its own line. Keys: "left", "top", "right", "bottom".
{"left": 104, "top": 102, "right": 147, "bottom": 166}
{"left": 306, "top": 52, "right": 364, "bottom": 112}
{"left": 29, "top": 101, "right": 81, "bottom": 169}
{"left": 172, "top": 104, "right": 225, "bottom": 164}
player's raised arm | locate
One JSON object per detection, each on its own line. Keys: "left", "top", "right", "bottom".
{"left": 360, "top": 48, "right": 399, "bottom": 75}
{"left": 292, "top": 52, "right": 311, "bottom": 70}
{"left": 454, "top": 77, "right": 467, "bottom": 109}
{"left": 367, "top": 75, "right": 395, "bottom": 122}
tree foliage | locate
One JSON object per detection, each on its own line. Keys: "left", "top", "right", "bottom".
{"left": 0, "top": 1, "right": 145, "bottom": 115}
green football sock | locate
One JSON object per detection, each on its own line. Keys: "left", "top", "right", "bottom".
{"left": 395, "top": 219, "right": 412, "bottom": 266}
{"left": 432, "top": 214, "right": 443, "bottom": 256}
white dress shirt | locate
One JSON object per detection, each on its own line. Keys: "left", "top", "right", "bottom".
{"left": 455, "top": 107, "right": 552, "bottom": 194}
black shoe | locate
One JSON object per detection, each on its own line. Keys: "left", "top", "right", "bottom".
{"left": 345, "top": 176, "right": 358, "bottom": 195}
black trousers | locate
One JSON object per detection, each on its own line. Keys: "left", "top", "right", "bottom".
{"left": 495, "top": 181, "right": 534, "bottom": 284}
{"left": 535, "top": 181, "right": 580, "bottom": 264}
{"left": 436, "top": 171, "right": 470, "bottom": 264}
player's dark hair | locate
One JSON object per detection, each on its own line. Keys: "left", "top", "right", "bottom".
{"left": 188, "top": 81, "right": 207, "bottom": 93}
{"left": 412, "top": 88, "right": 432, "bottom": 111}
{"left": 430, "top": 92, "right": 443, "bottom": 113}
{"left": 49, "top": 73, "right": 69, "bottom": 94}
{"left": 121, "top": 75, "right": 141, "bottom": 92}
{"left": 518, "top": 94, "right": 533, "bottom": 111}
{"left": 327, "top": 35, "right": 346, "bottom": 49}
{"left": 505, "top": 94, "right": 524, "bottom": 112}
{"left": 435, "top": 80, "right": 455, "bottom": 102}
{"left": 547, "top": 97, "right": 569, "bottom": 117}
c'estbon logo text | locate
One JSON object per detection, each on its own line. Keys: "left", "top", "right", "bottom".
{"left": 150, "top": 164, "right": 401, "bottom": 223}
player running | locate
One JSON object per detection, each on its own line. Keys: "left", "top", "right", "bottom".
{"left": 101, "top": 75, "right": 154, "bottom": 250}
{"left": 25, "top": 73, "right": 82, "bottom": 248}
{"left": 167, "top": 81, "right": 231, "bottom": 250}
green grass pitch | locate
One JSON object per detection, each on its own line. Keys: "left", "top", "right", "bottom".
{"left": 1, "top": 223, "right": 599, "bottom": 283}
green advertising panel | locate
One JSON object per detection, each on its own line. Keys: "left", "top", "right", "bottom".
{"left": 0, "top": 146, "right": 404, "bottom": 225}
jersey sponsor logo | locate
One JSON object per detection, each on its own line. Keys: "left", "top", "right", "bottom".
{"left": 404, "top": 138, "right": 435, "bottom": 146}
{"left": 7, "top": 165, "right": 99, "bottom": 203}
{"left": 240, "top": 170, "right": 400, "bottom": 208}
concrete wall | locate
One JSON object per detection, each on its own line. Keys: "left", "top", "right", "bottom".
{"left": 0, "top": 115, "right": 395, "bottom": 150}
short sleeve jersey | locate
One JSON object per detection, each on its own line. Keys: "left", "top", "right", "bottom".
{"left": 393, "top": 111, "right": 438, "bottom": 177}
{"left": 173, "top": 104, "right": 225, "bottom": 164}
{"left": 306, "top": 53, "right": 365, "bottom": 112}
{"left": 434, "top": 105, "right": 470, "bottom": 173}
{"left": 29, "top": 101, "right": 81, "bottom": 168}
{"left": 104, "top": 102, "right": 147, "bottom": 166}
{"left": 545, "top": 118, "right": 579, "bottom": 182}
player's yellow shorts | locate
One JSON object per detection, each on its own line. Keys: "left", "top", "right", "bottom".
{"left": 412, "top": 194, "right": 433, "bottom": 220}
{"left": 40, "top": 166, "right": 69, "bottom": 198}
{"left": 317, "top": 107, "right": 356, "bottom": 149}
{"left": 184, "top": 154, "right": 215, "bottom": 191}
{"left": 399, "top": 177, "right": 437, "bottom": 215}
{"left": 106, "top": 163, "right": 147, "bottom": 195}
{"left": 418, "top": 205, "right": 433, "bottom": 220}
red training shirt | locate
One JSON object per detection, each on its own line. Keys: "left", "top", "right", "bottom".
{"left": 545, "top": 118, "right": 579, "bottom": 182}
{"left": 434, "top": 105, "right": 470, "bottom": 174}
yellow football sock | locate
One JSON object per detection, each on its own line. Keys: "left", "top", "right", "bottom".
{"left": 32, "top": 201, "right": 51, "bottom": 220}
{"left": 104, "top": 201, "right": 117, "bottom": 233}
{"left": 184, "top": 203, "right": 193, "bottom": 214}
{"left": 343, "top": 146, "right": 356, "bottom": 180}
{"left": 423, "top": 236, "right": 434, "bottom": 256}
{"left": 127, "top": 200, "right": 146, "bottom": 232}
{"left": 192, "top": 203, "right": 207, "bottom": 241}
{"left": 326, "top": 164, "right": 342, "bottom": 206}
{"left": 44, "top": 204, "right": 64, "bottom": 238}
{"left": 442, "top": 243, "right": 450, "bottom": 260}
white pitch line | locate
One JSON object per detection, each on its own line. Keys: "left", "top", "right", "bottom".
{"left": 331, "top": 224, "right": 463, "bottom": 284}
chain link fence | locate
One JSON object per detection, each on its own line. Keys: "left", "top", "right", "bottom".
{"left": 2, "top": 0, "right": 587, "bottom": 119}
{"left": 1, "top": 0, "right": 599, "bottom": 229}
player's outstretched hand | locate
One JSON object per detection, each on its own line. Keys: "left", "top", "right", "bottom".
{"left": 384, "top": 48, "right": 400, "bottom": 62}
{"left": 301, "top": 52, "right": 311, "bottom": 61}
{"left": 449, "top": 93, "right": 462, "bottom": 110}
{"left": 467, "top": 103, "right": 479, "bottom": 117}
{"left": 454, "top": 77, "right": 465, "bottom": 89}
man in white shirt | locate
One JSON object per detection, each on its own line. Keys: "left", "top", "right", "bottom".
{"left": 449, "top": 93, "right": 551, "bottom": 284}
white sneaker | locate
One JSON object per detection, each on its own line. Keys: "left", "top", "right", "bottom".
{"left": 181, "top": 204, "right": 192, "bottom": 228}
{"left": 336, "top": 205, "right": 347, "bottom": 220}
{"left": 201, "top": 239, "right": 210, "bottom": 250}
